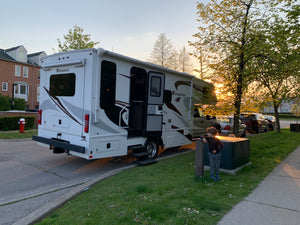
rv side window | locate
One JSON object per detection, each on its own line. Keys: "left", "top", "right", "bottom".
{"left": 100, "top": 60, "right": 116, "bottom": 109}
{"left": 150, "top": 76, "right": 161, "bottom": 97}
{"left": 50, "top": 73, "right": 75, "bottom": 96}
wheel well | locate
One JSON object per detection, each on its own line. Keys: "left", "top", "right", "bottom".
{"left": 145, "top": 137, "right": 164, "bottom": 149}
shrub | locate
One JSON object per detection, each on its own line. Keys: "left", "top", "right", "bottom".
{"left": 0, "top": 94, "right": 11, "bottom": 111}
{"left": 0, "top": 94, "right": 26, "bottom": 111}
{"left": 14, "top": 98, "right": 26, "bottom": 110}
{"left": 0, "top": 116, "right": 35, "bottom": 131}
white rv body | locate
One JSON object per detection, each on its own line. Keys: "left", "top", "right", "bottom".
{"left": 33, "top": 48, "right": 216, "bottom": 160}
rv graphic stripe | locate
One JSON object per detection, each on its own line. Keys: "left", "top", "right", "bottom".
{"left": 44, "top": 87, "right": 83, "bottom": 126}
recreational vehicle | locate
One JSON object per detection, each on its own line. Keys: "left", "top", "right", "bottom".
{"left": 33, "top": 48, "right": 216, "bottom": 163}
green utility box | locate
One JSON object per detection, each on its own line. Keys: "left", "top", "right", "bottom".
{"left": 290, "top": 124, "right": 300, "bottom": 132}
{"left": 204, "top": 136, "right": 250, "bottom": 170}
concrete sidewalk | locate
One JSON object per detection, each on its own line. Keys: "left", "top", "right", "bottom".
{"left": 218, "top": 145, "right": 300, "bottom": 225}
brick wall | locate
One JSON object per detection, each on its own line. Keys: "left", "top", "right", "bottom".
{"left": 0, "top": 59, "right": 40, "bottom": 110}
{"left": 0, "top": 111, "right": 39, "bottom": 127}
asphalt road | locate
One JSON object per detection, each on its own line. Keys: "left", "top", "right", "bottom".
{"left": 0, "top": 120, "right": 294, "bottom": 225}
{"left": 279, "top": 120, "right": 294, "bottom": 128}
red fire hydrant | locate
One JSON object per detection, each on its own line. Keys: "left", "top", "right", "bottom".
{"left": 19, "top": 118, "right": 26, "bottom": 133}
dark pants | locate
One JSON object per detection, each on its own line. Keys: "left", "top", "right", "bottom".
{"left": 208, "top": 152, "right": 221, "bottom": 178}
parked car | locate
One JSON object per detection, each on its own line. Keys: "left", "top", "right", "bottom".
{"left": 264, "top": 115, "right": 276, "bottom": 130}
{"left": 240, "top": 112, "right": 269, "bottom": 133}
{"left": 217, "top": 116, "right": 247, "bottom": 137}
{"left": 193, "top": 108, "right": 220, "bottom": 137}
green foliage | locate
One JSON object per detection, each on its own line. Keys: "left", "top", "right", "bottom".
{"left": 0, "top": 130, "right": 37, "bottom": 139}
{"left": 0, "top": 94, "right": 26, "bottom": 111}
{"left": 190, "top": 0, "right": 276, "bottom": 136}
{"left": 14, "top": 98, "right": 26, "bottom": 110}
{"left": 0, "top": 94, "right": 11, "bottom": 110}
{"left": 0, "top": 116, "right": 35, "bottom": 131}
{"left": 244, "top": 2, "right": 300, "bottom": 131}
{"left": 57, "top": 25, "right": 99, "bottom": 52}
{"left": 37, "top": 130, "right": 300, "bottom": 225}
{"left": 190, "top": 0, "right": 299, "bottom": 134}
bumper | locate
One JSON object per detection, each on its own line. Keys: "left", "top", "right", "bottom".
{"left": 32, "top": 135, "right": 85, "bottom": 154}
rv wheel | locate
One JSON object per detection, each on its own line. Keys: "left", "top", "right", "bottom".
{"left": 145, "top": 140, "right": 158, "bottom": 159}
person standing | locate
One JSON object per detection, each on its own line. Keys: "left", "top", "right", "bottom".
{"left": 202, "top": 127, "right": 224, "bottom": 181}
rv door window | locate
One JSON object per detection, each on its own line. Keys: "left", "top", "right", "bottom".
{"left": 150, "top": 76, "right": 161, "bottom": 97}
{"left": 100, "top": 60, "right": 116, "bottom": 109}
{"left": 50, "top": 73, "right": 75, "bottom": 96}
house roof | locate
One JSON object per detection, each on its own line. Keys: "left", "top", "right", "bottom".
{"left": 28, "top": 51, "right": 45, "bottom": 57}
{"left": 0, "top": 46, "right": 44, "bottom": 66}
{"left": 0, "top": 48, "right": 15, "bottom": 61}
{"left": 5, "top": 45, "right": 23, "bottom": 52}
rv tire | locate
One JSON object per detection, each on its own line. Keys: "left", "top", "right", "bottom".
{"left": 145, "top": 139, "right": 158, "bottom": 159}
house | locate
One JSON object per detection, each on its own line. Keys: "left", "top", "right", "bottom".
{"left": 0, "top": 45, "right": 46, "bottom": 110}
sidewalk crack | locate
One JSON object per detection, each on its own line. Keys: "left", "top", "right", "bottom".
{"left": 245, "top": 199, "right": 300, "bottom": 213}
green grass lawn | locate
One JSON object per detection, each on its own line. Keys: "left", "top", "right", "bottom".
{"left": 0, "top": 130, "right": 37, "bottom": 139}
{"left": 36, "top": 129, "right": 300, "bottom": 225}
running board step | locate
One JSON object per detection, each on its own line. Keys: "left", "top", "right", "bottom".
{"left": 135, "top": 159, "right": 157, "bottom": 166}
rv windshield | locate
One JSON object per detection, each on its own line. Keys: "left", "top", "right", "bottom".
{"left": 50, "top": 73, "right": 76, "bottom": 96}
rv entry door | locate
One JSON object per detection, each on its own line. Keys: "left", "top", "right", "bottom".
{"left": 145, "top": 72, "right": 165, "bottom": 137}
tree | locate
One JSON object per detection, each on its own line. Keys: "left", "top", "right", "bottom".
{"left": 190, "top": 0, "right": 280, "bottom": 136}
{"left": 291, "top": 99, "right": 300, "bottom": 124}
{"left": 149, "top": 33, "right": 176, "bottom": 69}
{"left": 178, "top": 46, "right": 192, "bottom": 73}
{"left": 57, "top": 25, "right": 99, "bottom": 52}
{"left": 191, "top": 46, "right": 211, "bottom": 80}
{"left": 247, "top": 2, "right": 300, "bottom": 132}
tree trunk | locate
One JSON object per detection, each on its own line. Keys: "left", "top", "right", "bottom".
{"left": 273, "top": 102, "right": 281, "bottom": 133}
{"left": 233, "top": 78, "right": 243, "bottom": 137}
{"left": 233, "top": 1, "right": 251, "bottom": 137}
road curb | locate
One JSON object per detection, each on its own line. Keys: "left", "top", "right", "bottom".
{"left": 0, "top": 138, "right": 33, "bottom": 142}
{"left": 13, "top": 164, "right": 136, "bottom": 225}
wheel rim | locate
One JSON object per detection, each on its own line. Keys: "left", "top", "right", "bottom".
{"left": 146, "top": 142, "right": 157, "bottom": 159}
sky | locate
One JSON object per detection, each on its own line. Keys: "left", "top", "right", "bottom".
{"left": 0, "top": 0, "right": 203, "bottom": 62}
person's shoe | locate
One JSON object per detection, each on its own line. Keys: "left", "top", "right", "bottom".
{"left": 216, "top": 175, "right": 220, "bottom": 181}
{"left": 211, "top": 176, "right": 218, "bottom": 181}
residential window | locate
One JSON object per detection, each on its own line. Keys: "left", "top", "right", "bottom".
{"left": 2, "top": 82, "right": 8, "bottom": 91}
{"left": 20, "top": 85, "right": 27, "bottom": 95}
{"left": 15, "top": 65, "right": 21, "bottom": 77}
{"left": 23, "top": 67, "right": 28, "bottom": 78}
{"left": 38, "top": 70, "right": 40, "bottom": 80}
{"left": 14, "top": 83, "right": 29, "bottom": 101}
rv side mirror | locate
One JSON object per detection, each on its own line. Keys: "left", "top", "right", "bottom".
{"left": 163, "top": 90, "right": 172, "bottom": 104}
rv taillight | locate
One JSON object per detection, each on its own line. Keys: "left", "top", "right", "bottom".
{"left": 38, "top": 110, "right": 42, "bottom": 125}
{"left": 84, "top": 114, "right": 89, "bottom": 133}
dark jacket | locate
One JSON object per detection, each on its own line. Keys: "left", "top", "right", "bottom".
{"left": 205, "top": 136, "right": 223, "bottom": 154}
